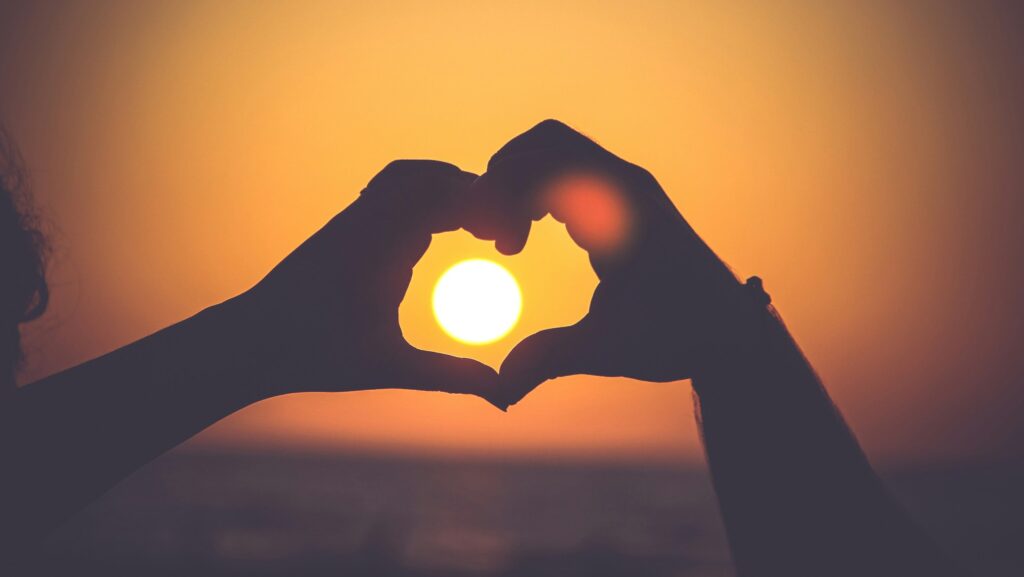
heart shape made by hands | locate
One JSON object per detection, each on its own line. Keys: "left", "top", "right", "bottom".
{"left": 415, "top": 120, "right": 755, "bottom": 408}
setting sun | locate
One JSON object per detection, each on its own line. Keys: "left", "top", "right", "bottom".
{"left": 432, "top": 259, "right": 522, "bottom": 345}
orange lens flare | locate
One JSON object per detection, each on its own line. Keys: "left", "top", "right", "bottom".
{"left": 543, "top": 172, "right": 631, "bottom": 254}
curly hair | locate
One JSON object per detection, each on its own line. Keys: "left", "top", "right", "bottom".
{"left": 0, "top": 128, "right": 49, "bottom": 390}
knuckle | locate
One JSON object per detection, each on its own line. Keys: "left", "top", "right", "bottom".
{"left": 364, "top": 160, "right": 462, "bottom": 196}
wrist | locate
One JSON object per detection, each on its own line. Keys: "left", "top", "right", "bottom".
{"left": 197, "top": 295, "right": 281, "bottom": 404}
{"left": 689, "top": 277, "right": 782, "bottom": 395}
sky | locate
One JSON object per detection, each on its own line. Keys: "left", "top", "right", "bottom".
{"left": 1, "top": 0, "right": 1022, "bottom": 465}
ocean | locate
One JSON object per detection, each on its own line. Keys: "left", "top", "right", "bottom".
{"left": 34, "top": 450, "right": 1022, "bottom": 576}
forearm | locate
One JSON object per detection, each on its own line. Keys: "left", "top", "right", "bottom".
{"left": 693, "top": 305, "right": 959, "bottom": 576}
{"left": 0, "top": 298, "right": 264, "bottom": 546}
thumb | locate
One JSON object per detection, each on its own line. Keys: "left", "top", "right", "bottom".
{"left": 396, "top": 347, "right": 506, "bottom": 410}
{"left": 498, "top": 321, "right": 608, "bottom": 407}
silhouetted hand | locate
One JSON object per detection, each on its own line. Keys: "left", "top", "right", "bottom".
{"left": 467, "top": 120, "right": 751, "bottom": 406}
{"left": 231, "top": 160, "right": 501, "bottom": 405}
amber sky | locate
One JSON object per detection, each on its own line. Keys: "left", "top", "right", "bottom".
{"left": 2, "top": 0, "right": 1022, "bottom": 464}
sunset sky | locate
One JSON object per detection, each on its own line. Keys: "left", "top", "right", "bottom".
{"left": 2, "top": 0, "right": 1021, "bottom": 465}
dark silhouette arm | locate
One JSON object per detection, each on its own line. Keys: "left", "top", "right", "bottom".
{"left": 0, "top": 160, "right": 500, "bottom": 553}
{"left": 1, "top": 301, "right": 262, "bottom": 550}
{"left": 476, "top": 120, "right": 962, "bottom": 577}
{"left": 693, "top": 301, "right": 962, "bottom": 576}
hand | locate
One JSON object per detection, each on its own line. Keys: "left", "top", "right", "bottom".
{"left": 466, "top": 120, "right": 752, "bottom": 406}
{"left": 230, "top": 160, "right": 502, "bottom": 407}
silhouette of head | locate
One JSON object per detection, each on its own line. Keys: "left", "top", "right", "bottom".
{"left": 0, "top": 130, "right": 48, "bottom": 390}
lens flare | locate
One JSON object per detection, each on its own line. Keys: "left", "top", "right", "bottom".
{"left": 432, "top": 259, "right": 522, "bottom": 345}
{"left": 543, "top": 172, "right": 631, "bottom": 254}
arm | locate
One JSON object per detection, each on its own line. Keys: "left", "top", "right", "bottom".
{"left": 1, "top": 160, "right": 501, "bottom": 551}
{"left": 472, "top": 120, "right": 961, "bottom": 576}
{"left": 1, "top": 299, "right": 261, "bottom": 549}
{"left": 693, "top": 299, "right": 961, "bottom": 576}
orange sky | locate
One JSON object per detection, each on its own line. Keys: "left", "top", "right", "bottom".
{"left": 2, "top": 0, "right": 1022, "bottom": 464}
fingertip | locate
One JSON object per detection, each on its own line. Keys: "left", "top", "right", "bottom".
{"left": 494, "top": 222, "right": 531, "bottom": 255}
{"left": 464, "top": 174, "right": 534, "bottom": 254}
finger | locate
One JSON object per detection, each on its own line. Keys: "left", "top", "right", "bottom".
{"left": 393, "top": 347, "right": 507, "bottom": 410}
{"left": 487, "top": 119, "right": 612, "bottom": 170}
{"left": 355, "top": 159, "right": 479, "bottom": 267}
{"left": 497, "top": 320, "right": 617, "bottom": 407}
{"left": 360, "top": 159, "right": 479, "bottom": 236}
{"left": 464, "top": 120, "right": 614, "bottom": 253}
{"left": 465, "top": 120, "right": 668, "bottom": 272}
{"left": 463, "top": 172, "right": 535, "bottom": 255}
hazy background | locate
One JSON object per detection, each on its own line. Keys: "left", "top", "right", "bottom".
{"left": 3, "top": 0, "right": 1022, "bottom": 466}
{"left": 3, "top": 1, "right": 1023, "bottom": 574}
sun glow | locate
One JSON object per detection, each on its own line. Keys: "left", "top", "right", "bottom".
{"left": 432, "top": 259, "right": 522, "bottom": 345}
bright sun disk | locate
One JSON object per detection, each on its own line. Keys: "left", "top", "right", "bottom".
{"left": 432, "top": 259, "right": 522, "bottom": 345}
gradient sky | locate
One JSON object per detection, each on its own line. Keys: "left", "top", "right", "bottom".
{"left": 2, "top": 0, "right": 1022, "bottom": 464}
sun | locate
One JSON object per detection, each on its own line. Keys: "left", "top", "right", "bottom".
{"left": 432, "top": 259, "right": 522, "bottom": 345}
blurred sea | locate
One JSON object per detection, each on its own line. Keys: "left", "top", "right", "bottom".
{"left": 33, "top": 450, "right": 1022, "bottom": 576}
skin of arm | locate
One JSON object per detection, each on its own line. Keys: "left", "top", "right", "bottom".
{"left": 474, "top": 119, "right": 962, "bottom": 576}
{"left": 0, "top": 160, "right": 502, "bottom": 554}
{"left": 2, "top": 300, "right": 262, "bottom": 549}
{"left": 693, "top": 303, "right": 962, "bottom": 576}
